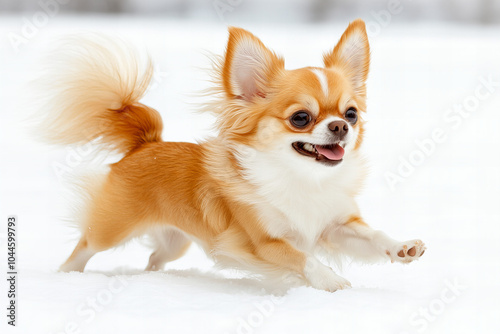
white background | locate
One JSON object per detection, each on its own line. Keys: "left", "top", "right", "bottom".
{"left": 1, "top": 3, "right": 500, "bottom": 334}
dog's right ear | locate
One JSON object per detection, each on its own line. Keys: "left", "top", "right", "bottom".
{"left": 222, "top": 27, "right": 284, "bottom": 102}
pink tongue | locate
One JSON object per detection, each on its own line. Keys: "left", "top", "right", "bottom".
{"left": 316, "top": 144, "right": 345, "bottom": 160}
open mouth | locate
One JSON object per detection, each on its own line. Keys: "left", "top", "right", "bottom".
{"left": 292, "top": 142, "right": 345, "bottom": 166}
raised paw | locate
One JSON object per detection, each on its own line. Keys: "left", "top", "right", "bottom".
{"left": 386, "top": 239, "right": 426, "bottom": 264}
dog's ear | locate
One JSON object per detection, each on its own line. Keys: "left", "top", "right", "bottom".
{"left": 222, "top": 27, "right": 284, "bottom": 101}
{"left": 323, "top": 19, "right": 370, "bottom": 95}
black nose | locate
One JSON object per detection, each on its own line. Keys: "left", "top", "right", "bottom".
{"left": 328, "top": 120, "right": 348, "bottom": 140}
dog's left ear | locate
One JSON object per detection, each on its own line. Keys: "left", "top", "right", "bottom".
{"left": 222, "top": 27, "right": 284, "bottom": 101}
{"left": 323, "top": 19, "right": 370, "bottom": 94}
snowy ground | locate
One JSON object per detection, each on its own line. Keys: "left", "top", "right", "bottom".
{"left": 1, "top": 15, "right": 500, "bottom": 334}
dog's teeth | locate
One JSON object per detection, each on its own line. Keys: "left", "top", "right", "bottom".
{"left": 304, "top": 143, "right": 313, "bottom": 152}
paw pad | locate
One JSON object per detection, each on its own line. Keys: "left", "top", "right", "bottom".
{"left": 389, "top": 239, "right": 426, "bottom": 263}
{"left": 407, "top": 247, "right": 416, "bottom": 256}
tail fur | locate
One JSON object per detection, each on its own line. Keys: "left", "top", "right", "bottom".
{"left": 36, "top": 35, "right": 162, "bottom": 154}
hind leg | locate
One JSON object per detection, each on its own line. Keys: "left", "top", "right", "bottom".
{"left": 60, "top": 165, "right": 168, "bottom": 272}
{"left": 145, "top": 227, "right": 192, "bottom": 271}
{"left": 60, "top": 218, "right": 144, "bottom": 272}
{"left": 59, "top": 220, "right": 138, "bottom": 273}
{"left": 59, "top": 235, "right": 97, "bottom": 272}
{"left": 60, "top": 205, "right": 147, "bottom": 272}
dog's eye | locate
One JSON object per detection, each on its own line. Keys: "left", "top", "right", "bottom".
{"left": 290, "top": 111, "right": 311, "bottom": 128}
{"left": 345, "top": 108, "right": 358, "bottom": 124}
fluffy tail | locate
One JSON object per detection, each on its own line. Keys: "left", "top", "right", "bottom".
{"left": 35, "top": 35, "right": 163, "bottom": 154}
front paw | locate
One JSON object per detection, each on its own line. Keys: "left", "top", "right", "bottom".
{"left": 304, "top": 257, "right": 351, "bottom": 292}
{"left": 308, "top": 271, "right": 351, "bottom": 292}
{"left": 386, "top": 239, "right": 426, "bottom": 264}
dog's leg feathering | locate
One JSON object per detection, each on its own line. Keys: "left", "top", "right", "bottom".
{"left": 323, "top": 215, "right": 426, "bottom": 264}
{"left": 145, "top": 228, "right": 192, "bottom": 271}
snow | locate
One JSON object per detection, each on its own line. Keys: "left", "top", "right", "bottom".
{"left": 1, "top": 15, "right": 500, "bottom": 334}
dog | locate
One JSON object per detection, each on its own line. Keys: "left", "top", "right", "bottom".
{"left": 39, "top": 19, "right": 425, "bottom": 292}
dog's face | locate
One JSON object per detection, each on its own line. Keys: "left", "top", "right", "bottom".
{"left": 215, "top": 20, "right": 370, "bottom": 171}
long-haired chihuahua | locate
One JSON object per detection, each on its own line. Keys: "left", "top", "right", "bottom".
{"left": 39, "top": 19, "right": 425, "bottom": 291}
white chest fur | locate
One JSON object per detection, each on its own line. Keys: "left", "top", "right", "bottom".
{"left": 237, "top": 147, "right": 366, "bottom": 252}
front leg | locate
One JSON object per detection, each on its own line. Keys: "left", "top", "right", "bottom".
{"left": 322, "top": 215, "right": 426, "bottom": 264}
{"left": 229, "top": 205, "right": 351, "bottom": 292}
{"left": 254, "top": 237, "right": 351, "bottom": 292}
